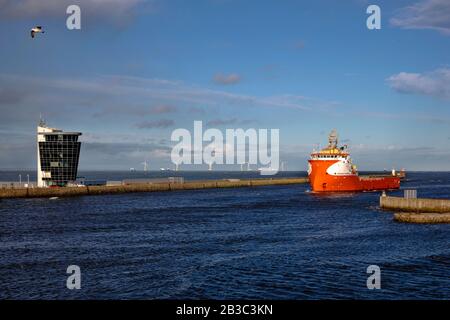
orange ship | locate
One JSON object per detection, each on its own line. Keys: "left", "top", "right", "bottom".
{"left": 308, "top": 130, "right": 400, "bottom": 192}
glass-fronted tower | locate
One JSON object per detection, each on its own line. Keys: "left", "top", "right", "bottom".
{"left": 37, "top": 120, "right": 82, "bottom": 187}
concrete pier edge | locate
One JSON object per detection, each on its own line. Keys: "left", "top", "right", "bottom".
{"left": 380, "top": 195, "right": 450, "bottom": 213}
{"left": 380, "top": 195, "right": 450, "bottom": 224}
{"left": 394, "top": 212, "right": 450, "bottom": 224}
{"left": 0, "top": 177, "right": 309, "bottom": 199}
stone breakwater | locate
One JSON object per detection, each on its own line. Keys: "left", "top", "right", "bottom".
{"left": 380, "top": 196, "right": 450, "bottom": 213}
{"left": 393, "top": 213, "right": 450, "bottom": 224}
{"left": 0, "top": 177, "right": 309, "bottom": 199}
{"left": 380, "top": 195, "right": 450, "bottom": 224}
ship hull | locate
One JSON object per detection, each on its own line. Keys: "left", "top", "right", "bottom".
{"left": 308, "top": 159, "right": 400, "bottom": 192}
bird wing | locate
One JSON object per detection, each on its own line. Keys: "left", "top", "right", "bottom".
{"left": 36, "top": 26, "right": 42, "bottom": 30}
{"left": 31, "top": 31, "right": 35, "bottom": 38}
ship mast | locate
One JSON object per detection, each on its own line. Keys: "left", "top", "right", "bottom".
{"left": 328, "top": 129, "right": 338, "bottom": 150}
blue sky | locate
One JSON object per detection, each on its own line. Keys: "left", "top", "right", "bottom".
{"left": 0, "top": 0, "right": 449, "bottom": 170}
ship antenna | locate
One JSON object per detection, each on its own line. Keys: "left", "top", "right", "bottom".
{"left": 38, "top": 113, "right": 46, "bottom": 127}
{"left": 328, "top": 129, "right": 338, "bottom": 149}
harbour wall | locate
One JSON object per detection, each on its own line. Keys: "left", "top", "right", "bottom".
{"left": 380, "top": 196, "right": 450, "bottom": 213}
{"left": 0, "top": 177, "right": 309, "bottom": 199}
{"left": 394, "top": 213, "right": 450, "bottom": 224}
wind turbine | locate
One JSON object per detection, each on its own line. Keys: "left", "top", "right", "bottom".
{"left": 207, "top": 149, "right": 216, "bottom": 171}
{"left": 142, "top": 160, "right": 149, "bottom": 172}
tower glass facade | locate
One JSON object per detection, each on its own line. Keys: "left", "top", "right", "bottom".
{"left": 37, "top": 121, "right": 82, "bottom": 187}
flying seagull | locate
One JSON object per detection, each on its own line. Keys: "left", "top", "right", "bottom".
{"left": 31, "top": 26, "right": 44, "bottom": 38}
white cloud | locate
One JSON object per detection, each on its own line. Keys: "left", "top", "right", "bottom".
{"left": 390, "top": 0, "right": 450, "bottom": 35}
{"left": 0, "top": 73, "right": 318, "bottom": 117}
{"left": 387, "top": 67, "right": 450, "bottom": 100}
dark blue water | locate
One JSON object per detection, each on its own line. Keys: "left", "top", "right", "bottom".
{"left": 0, "top": 172, "right": 449, "bottom": 299}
